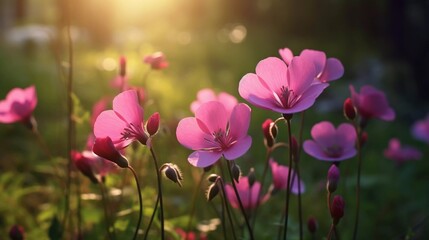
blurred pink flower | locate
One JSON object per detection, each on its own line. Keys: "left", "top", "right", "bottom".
{"left": 303, "top": 121, "right": 357, "bottom": 161}
{"left": 239, "top": 57, "right": 328, "bottom": 114}
{"left": 412, "top": 115, "right": 429, "bottom": 144}
{"left": 90, "top": 97, "right": 109, "bottom": 127}
{"left": 176, "top": 101, "right": 252, "bottom": 168}
{"left": 175, "top": 228, "right": 207, "bottom": 240}
{"left": 269, "top": 159, "right": 305, "bottom": 194}
{"left": 350, "top": 85, "right": 395, "bottom": 122}
{"left": 110, "top": 56, "right": 128, "bottom": 91}
{"left": 72, "top": 150, "right": 118, "bottom": 183}
{"left": 384, "top": 138, "right": 421, "bottom": 164}
{"left": 0, "top": 85, "right": 37, "bottom": 124}
{"left": 190, "top": 88, "right": 237, "bottom": 117}
{"left": 94, "top": 90, "right": 156, "bottom": 148}
{"left": 143, "top": 52, "right": 169, "bottom": 70}
{"left": 225, "top": 176, "right": 269, "bottom": 209}
{"left": 279, "top": 48, "right": 344, "bottom": 82}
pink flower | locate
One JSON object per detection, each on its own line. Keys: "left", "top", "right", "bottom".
{"left": 0, "top": 85, "right": 37, "bottom": 124}
{"left": 384, "top": 138, "right": 422, "bottom": 164}
{"left": 239, "top": 56, "right": 328, "bottom": 114}
{"left": 350, "top": 85, "right": 395, "bottom": 121}
{"left": 412, "top": 115, "right": 429, "bottom": 144}
{"left": 303, "top": 121, "right": 357, "bottom": 161}
{"left": 269, "top": 159, "right": 305, "bottom": 194}
{"left": 94, "top": 90, "right": 157, "bottom": 148}
{"left": 90, "top": 97, "right": 109, "bottom": 127}
{"left": 225, "top": 176, "right": 269, "bottom": 209}
{"left": 190, "top": 88, "right": 238, "bottom": 117}
{"left": 279, "top": 48, "right": 344, "bottom": 82}
{"left": 72, "top": 150, "right": 118, "bottom": 183}
{"left": 175, "top": 228, "right": 207, "bottom": 240}
{"left": 93, "top": 137, "right": 129, "bottom": 168}
{"left": 143, "top": 52, "right": 169, "bottom": 70}
{"left": 176, "top": 101, "right": 252, "bottom": 168}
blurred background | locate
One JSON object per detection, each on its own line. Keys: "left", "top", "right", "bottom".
{"left": 1, "top": 0, "right": 428, "bottom": 239}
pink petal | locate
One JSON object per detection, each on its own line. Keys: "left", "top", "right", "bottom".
{"left": 255, "top": 57, "right": 288, "bottom": 93}
{"left": 303, "top": 140, "right": 356, "bottom": 161}
{"left": 310, "top": 121, "right": 337, "bottom": 148}
{"left": 112, "top": 90, "right": 144, "bottom": 126}
{"left": 176, "top": 117, "right": 215, "bottom": 150}
{"left": 319, "top": 58, "right": 344, "bottom": 82}
{"left": 279, "top": 48, "right": 294, "bottom": 65}
{"left": 300, "top": 49, "right": 326, "bottom": 75}
{"left": 217, "top": 92, "right": 238, "bottom": 116}
{"left": 225, "top": 184, "right": 239, "bottom": 209}
{"left": 282, "top": 83, "right": 328, "bottom": 114}
{"left": 195, "top": 101, "right": 228, "bottom": 134}
{"left": 24, "top": 85, "right": 37, "bottom": 111}
{"left": 239, "top": 73, "right": 277, "bottom": 110}
{"left": 287, "top": 56, "right": 317, "bottom": 95}
{"left": 94, "top": 110, "right": 128, "bottom": 144}
{"left": 188, "top": 151, "right": 222, "bottom": 168}
{"left": 228, "top": 103, "right": 251, "bottom": 140}
{"left": 197, "top": 88, "right": 217, "bottom": 102}
{"left": 223, "top": 135, "right": 252, "bottom": 160}
{"left": 336, "top": 123, "right": 357, "bottom": 148}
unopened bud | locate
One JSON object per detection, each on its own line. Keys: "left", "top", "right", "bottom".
{"left": 146, "top": 112, "right": 160, "bottom": 136}
{"left": 247, "top": 168, "right": 256, "bottom": 187}
{"left": 119, "top": 56, "right": 126, "bottom": 77}
{"left": 231, "top": 163, "right": 241, "bottom": 183}
{"left": 262, "top": 119, "right": 277, "bottom": 148}
{"left": 206, "top": 183, "right": 219, "bottom": 201}
{"left": 360, "top": 131, "right": 368, "bottom": 146}
{"left": 330, "top": 195, "right": 345, "bottom": 225}
{"left": 343, "top": 98, "right": 357, "bottom": 121}
{"left": 161, "top": 163, "right": 183, "bottom": 187}
{"left": 9, "top": 225, "right": 25, "bottom": 240}
{"left": 207, "top": 174, "right": 219, "bottom": 183}
{"left": 71, "top": 151, "right": 98, "bottom": 184}
{"left": 93, "top": 137, "right": 129, "bottom": 168}
{"left": 307, "top": 217, "right": 318, "bottom": 234}
{"left": 326, "top": 164, "right": 340, "bottom": 193}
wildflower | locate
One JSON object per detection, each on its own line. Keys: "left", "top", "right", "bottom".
{"left": 190, "top": 88, "right": 238, "bottom": 117}
{"left": 94, "top": 90, "right": 157, "bottom": 148}
{"left": 411, "top": 115, "right": 429, "bottom": 144}
{"left": 384, "top": 138, "right": 422, "bottom": 164}
{"left": 225, "top": 176, "right": 269, "bottom": 209}
{"left": 143, "top": 51, "right": 168, "bottom": 70}
{"left": 303, "top": 121, "right": 357, "bottom": 161}
{"left": 269, "top": 159, "right": 305, "bottom": 194}
{"left": 239, "top": 56, "right": 328, "bottom": 115}
{"left": 176, "top": 101, "right": 252, "bottom": 168}
{"left": 0, "top": 86, "right": 37, "bottom": 128}
{"left": 92, "top": 137, "right": 129, "bottom": 168}
{"left": 350, "top": 85, "right": 395, "bottom": 122}
{"left": 279, "top": 48, "right": 344, "bottom": 82}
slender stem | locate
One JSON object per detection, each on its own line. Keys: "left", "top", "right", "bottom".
{"left": 282, "top": 118, "right": 293, "bottom": 240}
{"left": 100, "top": 183, "right": 115, "bottom": 240}
{"left": 327, "top": 224, "right": 334, "bottom": 240}
{"left": 327, "top": 192, "right": 332, "bottom": 214}
{"left": 220, "top": 193, "right": 228, "bottom": 240}
{"left": 143, "top": 194, "right": 159, "bottom": 240}
{"left": 226, "top": 160, "right": 254, "bottom": 240}
{"left": 251, "top": 148, "right": 272, "bottom": 228}
{"left": 185, "top": 171, "right": 205, "bottom": 238}
{"left": 219, "top": 179, "right": 238, "bottom": 240}
{"left": 128, "top": 166, "right": 143, "bottom": 240}
{"left": 296, "top": 111, "right": 306, "bottom": 240}
{"left": 352, "top": 125, "right": 362, "bottom": 240}
{"left": 76, "top": 174, "right": 82, "bottom": 238}
{"left": 149, "top": 147, "right": 164, "bottom": 240}
{"left": 334, "top": 226, "right": 340, "bottom": 240}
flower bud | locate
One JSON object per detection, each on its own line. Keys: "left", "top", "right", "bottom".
{"left": 161, "top": 163, "right": 183, "bottom": 187}
{"left": 71, "top": 151, "right": 98, "bottom": 184}
{"left": 9, "top": 225, "right": 25, "bottom": 240}
{"left": 231, "top": 163, "right": 241, "bottom": 183}
{"left": 330, "top": 195, "right": 345, "bottom": 225}
{"left": 119, "top": 56, "right": 126, "bottom": 77}
{"left": 262, "top": 119, "right": 277, "bottom": 148}
{"left": 93, "top": 137, "right": 129, "bottom": 168}
{"left": 146, "top": 112, "right": 160, "bottom": 136}
{"left": 326, "top": 164, "right": 340, "bottom": 193}
{"left": 343, "top": 97, "right": 356, "bottom": 121}
{"left": 307, "top": 217, "right": 318, "bottom": 234}
{"left": 207, "top": 174, "right": 219, "bottom": 183}
{"left": 206, "top": 183, "right": 219, "bottom": 201}
{"left": 360, "top": 131, "right": 368, "bottom": 147}
{"left": 247, "top": 168, "right": 256, "bottom": 187}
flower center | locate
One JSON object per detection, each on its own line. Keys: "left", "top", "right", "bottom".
{"left": 121, "top": 123, "right": 147, "bottom": 144}
{"left": 203, "top": 127, "right": 236, "bottom": 151}
{"left": 325, "top": 145, "right": 343, "bottom": 158}
{"left": 278, "top": 86, "right": 301, "bottom": 108}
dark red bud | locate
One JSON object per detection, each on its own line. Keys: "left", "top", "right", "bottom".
{"left": 330, "top": 195, "right": 345, "bottom": 225}
{"left": 262, "top": 119, "right": 277, "bottom": 148}
{"left": 343, "top": 98, "right": 357, "bottom": 121}
{"left": 71, "top": 151, "right": 98, "bottom": 184}
{"left": 93, "top": 137, "right": 129, "bottom": 168}
{"left": 327, "top": 164, "right": 340, "bottom": 193}
{"left": 146, "top": 112, "right": 160, "bottom": 136}
{"left": 360, "top": 131, "right": 368, "bottom": 146}
{"left": 9, "top": 225, "right": 25, "bottom": 240}
{"left": 307, "top": 217, "right": 318, "bottom": 234}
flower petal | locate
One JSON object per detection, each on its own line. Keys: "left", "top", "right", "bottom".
{"left": 195, "top": 101, "right": 228, "bottom": 134}
{"left": 279, "top": 48, "right": 294, "bottom": 65}
{"left": 239, "top": 73, "right": 277, "bottom": 110}
{"left": 176, "top": 117, "right": 215, "bottom": 150}
{"left": 256, "top": 57, "right": 288, "bottom": 93}
{"left": 228, "top": 103, "right": 251, "bottom": 140}
{"left": 94, "top": 110, "right": 128, "bottom": 144}
{"left": 218, "top": 92, "right": 238, "bottom": 116}
{"left": 310, "top": 121, "right": 337, "bottom": 148}
{"left": 287, "top": 56, "right": 317, "bottom": 95}
{"left": 223, "top": 135, "right": 252, "bottom": 160}
{"left": 319, "top": 58, "right": 344, "bottom": 82}
{"left": 300, "top": 49, "right": 326, "bottom": 75}
{"left": 188, "top": 151, "right": 222, "bottom": 168}
{"left": 336, "top": 123, "right": 356, "bottom": 148}
{"left": 112, "top": 90, "right": 144, "bottom": 126}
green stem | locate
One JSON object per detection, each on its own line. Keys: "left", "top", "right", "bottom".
{"left": 282, "top": 118, "right": 293, "bottom": 240}
{"left": 185, "top": 171, "right": 205, "bottom": 238}
{"left": 149, "top": 147, "right": 164, "bottom": 240}
{"left": 143, "top": 194, "right": 159, "bottom": 240}
{"left": 226, "top": 160, "right": 254, "bottom": 240}
{"left": 296, "top": 111, "right": 306, "bottom": 240}
{"left": 219, "top": 179, "right": 238, "bottom": 240}
{"left": 352, "top": 125, "right": 362, "bottom": 240}
{"left": 128, "top": 166, "right": 143, "bottom": 240}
